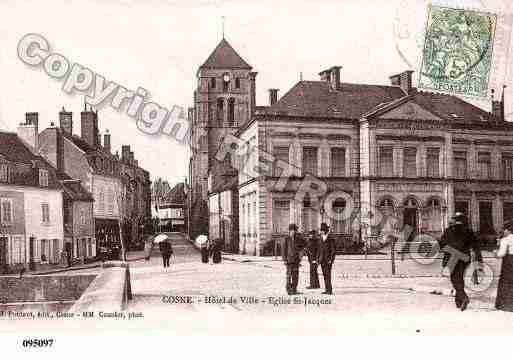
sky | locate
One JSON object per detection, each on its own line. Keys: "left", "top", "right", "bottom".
{"left": 1, "top": 0, "right": 512, "bottom": 187}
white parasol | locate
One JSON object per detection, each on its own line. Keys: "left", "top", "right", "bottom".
{"left": 195, "top": 234, "right": 208, "bottom": 246}
{"left": 153, "top": 233, "right": 171, "bottom": 243}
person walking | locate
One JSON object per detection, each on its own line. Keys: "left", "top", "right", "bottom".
{"left": 439, "top": 212, "right": 483, "bottom": 311}
{"left": 318, "top": 222, "right": 336, "bottom": 295}
{"left": 212, "top": 238, "right": 222, "bottom": 264}
{"left": 306, "top": 229, "right": 320, "bottom": 289}
{"left": 495, "top": 225, "right": 513, "bottom": 311}
{"left": 159, "top": 241, "right": 172, "bottom": 268}
{"left": 281, "top": 223, "right": 304, "bottom": 295}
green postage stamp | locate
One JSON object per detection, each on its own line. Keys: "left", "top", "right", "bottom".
{"left": 419, "top": 5, "right": 497, "bottom": 98}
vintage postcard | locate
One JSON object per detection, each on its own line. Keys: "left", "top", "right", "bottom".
{"left": 1, "top": 0, "right": 513, "bottom": 349}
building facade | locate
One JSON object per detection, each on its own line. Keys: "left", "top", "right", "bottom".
{"left": 0, "top": 122, "right": 65, "bottom": 273}
{"left": 152, "top": 182, "right": 188, "bottom": 233}
{"left": 38, "top": 108, "right": 152, "bottom": 257}
{"left": 233, "top": 66, "right": 512, "bottom": 255}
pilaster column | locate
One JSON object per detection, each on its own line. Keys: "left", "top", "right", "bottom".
{"left": 320, "top": 139, "right": 329, "bottom": 177}
{"left": 394, "top": 145, "right": 403, "bottom": 177}
{"left": 444, "top": 132, "right": 452, "bottom": 178}
{"left": 470, "top": 192, "right": 479, "bottom": 232}
{"left": 468, "top": 142, "right": 476, "bottom": 179}
{"left": 494, "top": 194, "right": 503, "bottom": 232}
{"left": 492, "top": 146, "right": 501, "bottom": 180}
{"left": 292, "top": 136, "right": 301, "bottom": 177}
{"left": 418, "top": 144, "right": 427, "bottom": 177}
{"left": 369, "top": 129, "right": 377, "bottom": 177}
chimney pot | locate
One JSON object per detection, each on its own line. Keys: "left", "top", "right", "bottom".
{"left": 59, "top": 109, "right": 73, "bottom": 134}
{"left": 18, "top": 112, "right": 39, "bottom": 150}
{"left": 81, "top": 109, "right": 99, "bottom": 147}
{"left": 319, "top": 66, "right": 341, "bottom": 90}
{"left": 104, "top": 129, "right": 111, "bottom": 153}
{"left": 390, "top": 70, "right": 414, "bottom": 95}
{"left": 269, "top": 89, "right": 279, "bottom": 106}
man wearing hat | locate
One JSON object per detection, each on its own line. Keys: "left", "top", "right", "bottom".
{"left": 318, "top": 222, "right": 336, "bottom": 295}
{"left": 306, "top": 229, "right": 321, "bottom": 289}
{"left": 439, "top": 212, "right": 483, "bottom": 311}
{"left": 282, "top": 223, "right": 305, "bottom": 295}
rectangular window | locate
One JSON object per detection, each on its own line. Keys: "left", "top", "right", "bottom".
{"left": 273, "top": 200, "right": 290, "bottom": 233}
{"left": 479, "top": 201, "right": 494, "bottom": 234}
{"left": 107, "top": 189, "right": 114, "bottom": 214}
{"left": 330, "top": 147, "right": 346, "bottom": 177}
{"left": 379, "top": 146, "right": 393, "bottom": 177}
{"left": 403, "top": 147, "right": 417, "bottom": 178}
{"left": 302, "top": 197, "right": 316, "bottom": 233}
{"left": 0, "top": 164, "right": 9, "bottom": 183}
{"left": 273, "top": 146, "right": 289, "bottom": 177}
{"left": 235, "top": 78, "right": 241, "bottom": 89}
{"left": 426, "top": 148, "right": 440, "bottom": 178}
{"left": 41, "top": 203, "right": 50, "bottom": 223}
{"left": 210, "top": 77, "right": 216, "bottom": 89}
{"left": 501, "top": 153, "right": 513, "bottom": 180}
{"left": 99, "top": 190, "right": 105, "bottom": 212}
{"left": 302, "top": 147, "right": 318, "bottom": 176}
{"left": 39, "top": 169, "right": 49, "bottom": 187}
{"left": 478, "top": 152, "right": 491, "bottom": 179}
{"left": 1, "top": 198, "right": 13, "bottom": 223}
{"left": 11, "top": 236, "right": 25, "bottom": 264}
{"left": 453, "top": 151, "right": 467, "bottom": 179}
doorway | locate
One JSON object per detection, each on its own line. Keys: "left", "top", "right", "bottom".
{"left": 0, "top": 237, "right": 7, "bottom": 273}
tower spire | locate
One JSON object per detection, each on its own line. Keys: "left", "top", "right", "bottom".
{"left": 222, "top": 16, "right": 225, "bottom": 39}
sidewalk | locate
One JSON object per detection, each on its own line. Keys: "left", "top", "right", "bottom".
{"left": 27, "top": 251, "right": 147, "bottom": 276}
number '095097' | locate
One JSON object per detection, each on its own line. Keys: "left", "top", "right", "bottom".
{"left": 22, "top": 339, "right": 54, "bottom": 348}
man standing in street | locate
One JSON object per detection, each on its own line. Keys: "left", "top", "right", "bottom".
{"left": 318, "top": 222, "right": 336, "bottom": 295}
{"left": 439, "top": 212, "right": 483, "bottom": 311}
{"left": 306, "top": 229, "right": 320, "bottom": 289}
{"left": 282, "top": 223, "right": 304, "bottom": 295}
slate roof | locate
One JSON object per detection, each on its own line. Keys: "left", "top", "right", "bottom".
{"left": 0, "top": 132, "right": 42, "bottom": 164}
{"left": 58, "top": 174, "right": 94, "bottom": 202}
{"left": 0, "top": 131, "right": 60, "bottom": 189}
{"left": 265, "top": 80, "right": 501, "bottom": 124}
{"left": 200, "top": 38, "right": 252, "bottom": 70}
{"left": 265, "top": 81, "right": 406, "bottom": 119}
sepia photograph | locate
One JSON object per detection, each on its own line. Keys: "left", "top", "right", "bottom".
{"left": 1, "top": 0, "right": 513, "bottom": 349}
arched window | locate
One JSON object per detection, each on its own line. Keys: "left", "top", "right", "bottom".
{"left": 216, "top": 98, "right": 224, "bottom": 126}
{"left": 228, "top": 98, "right": 235, "bottom": 127}
{"left": 210, "top": 77, "right": 216, "bottom": 89}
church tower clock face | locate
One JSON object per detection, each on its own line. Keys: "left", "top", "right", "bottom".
{"left": 223, "top": 73, "right": 230, "bottom": 83}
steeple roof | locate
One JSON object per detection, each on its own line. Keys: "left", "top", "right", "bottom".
{"left": 200, "top": 38, "right": 252, "bottom": 70}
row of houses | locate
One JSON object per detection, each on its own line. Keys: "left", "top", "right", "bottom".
{"left": 189, "top": 38, "right": 513, "bottom": 256}
{"left": 0, "top": 108, "right": 151, "bottom": 273}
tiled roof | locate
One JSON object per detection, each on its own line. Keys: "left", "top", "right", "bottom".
{"left": 0, "top": 131, "right": 60, "bottom": 189}
{"left": 0, "top": 132, "right": 41, "bottom": 164}
{"left": 200, "top": 38, "right": 252, "bottom": 70}
{"left": 265, "top": 81, "right": 406, "bottom": 119}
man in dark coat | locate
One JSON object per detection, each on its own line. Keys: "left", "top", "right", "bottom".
{"left": 306, "top": 230, "right": 320, "bottom": 289}
{"left": 159, "top": 241, "right": 173, "bottom": 268}
{"left": 439, "top": 212, "right": 483, "bottom": 311}
{"left": 318, "top": 222, "right": 336, "bottom": 295}
{"left": 281, "top": 223, "right": 305, "bottom": 295}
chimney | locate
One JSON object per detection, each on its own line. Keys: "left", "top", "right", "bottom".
{"left": 81, "top": 109, "right": 98, "bottom": 147}
{"left": 269, "top": 89, "right": 279, "bottom": 106}
{"left": 390, "top": 70, "right": 414, "bottom": 95}
{"left": 121, "top": 145, "right": 130, "bottom": 163}
{"left": 134, "top": 159, "right": 139, "bottom": 167}
{"left": 18, "top": 112, "right": 39, "bottom": 150}
{"left": 491, "top": 87, "right": 506, "bottom": 121}
{"left": 97, "top": 131, "right": 102, "bottom": 147}
{"left": 104, "top": 129, "right": 111, "bottom": 153}
{"left": 319, "top": 66, "right": 341, "bottom": 91}
{"left": 129, "top": 151, "right": 134, "bottom": 165}
{"left": 59, "top": 107, "right": 73, "bottom": 135}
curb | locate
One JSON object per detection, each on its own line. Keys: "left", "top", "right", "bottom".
{"left": 32, "top": 256, "right": 146, "bottom": 276}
